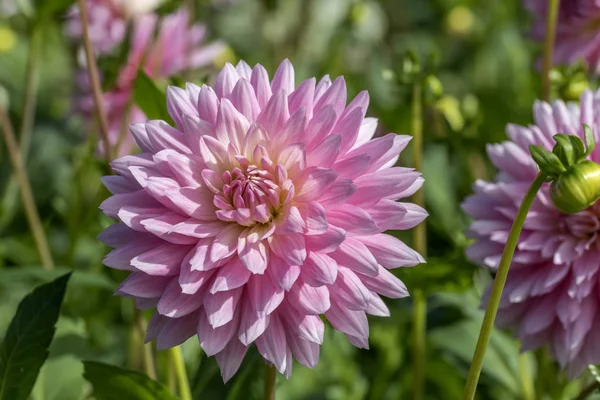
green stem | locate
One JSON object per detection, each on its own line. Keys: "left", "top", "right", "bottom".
{"left": 573, "top": 382, "right": 599, "bottom": 400}
{"left": 518, "top": 353, "right": 535, "bottom": 400}
{"left": 463, "top": 173, "right": 546, "bottom": 400}
{"left": 411, "top": 81, "right": 427, "bottom": 400}
{"left": 541, "top": 0, "right": 561, "bottom": 102}
{"left": 77, "top": 0, "right": 113, "bottom": 163}
{"left": 170, "top": 346, "right": 192, "bottom": 400}
{"left": 264, "top": 364, "right": 277, "bottom": 400}
{"left": 135, "top": 309, "right": 156, "bottom": 380}
{"left": 0, "top": 106, "right": 54, "bottom": 269}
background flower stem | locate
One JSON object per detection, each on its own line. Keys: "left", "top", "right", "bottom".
{"left": 574, "top": 382, "right": 599, "bottom": 400}
{"left": 170, "top": 346, "right": 192, "bottom": 400}
{"left": 463, "top": 172, "right": 546, "bottom": 400}
{"left": 518, "top": 352, "right": 535, "bottom": 400}
{"left": 134, "top": 309, "right": 157, "bottom": 380}
{"left": 0, "top": 106, "right": 54, "bottom": 269}
{"left": 542, "top": 0, "right": 561, "bottom": 101}
{"left": 77, "top": 0, "right": 113, "bottom": 163}
{"left": 264, "top": 364, "right": 277, "bottom": 400}
{"left": 411, "top": 80, "right": 427, "bottom": 400}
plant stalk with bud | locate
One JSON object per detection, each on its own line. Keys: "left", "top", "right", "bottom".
{"left": 464, "top": 125, "right": 600, "bottom": 399}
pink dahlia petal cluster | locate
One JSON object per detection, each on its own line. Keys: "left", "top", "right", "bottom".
{"left": 66, "top": 0, "right": 129, "bottom": 55}
{"left": 463, "top": 89, "right": 600, "bottom": 378}
{"left": 525, "top": 0, "right": 600, "bottom": 73}
{"left": 99, "top": 60, "right": 426, "bottom": 381}
{"left": 75, "top": 9, "right": 226, "bottom": 155}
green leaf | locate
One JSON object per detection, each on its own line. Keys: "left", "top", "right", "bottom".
{"left": 83, "top": 361, "right": 179, "bottom": 400}
{"left": 529, "top": 145, "right": 565, "bottom": 176}
{"left": 583, "top": 124, "right": 596, "bottom": 159}
{"left": 0, "top": 273, "right": 71, "bottom": 400}
{"left": 133, "top": 70, "right": 174, "bottom": 125}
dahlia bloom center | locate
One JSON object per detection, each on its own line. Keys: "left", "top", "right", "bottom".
{"left": 211, "top": 154, "right": 292, "bottom": 227}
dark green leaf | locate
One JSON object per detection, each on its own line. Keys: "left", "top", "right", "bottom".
{"left": 133, "top": 70, "right": 174, "bottom": 125}
{"left": 83, "top": 361, "right": 179, "bottom": 400}
{"left": 0, "top": 273, "right": 72, "bottom": 400}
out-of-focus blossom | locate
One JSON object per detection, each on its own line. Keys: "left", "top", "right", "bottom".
{"left": 463, "top": 89, "right": 600, "bottom": 378}
{"left": 99, "top": 59, "right": 427, "bottom": 381}
{"left": 525, "top": 0, "right": 600, "bottom": 73}
{"left": 76, "top": 10, "right": 226, "bottom": 155}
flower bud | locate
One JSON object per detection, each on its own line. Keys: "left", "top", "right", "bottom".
{"left": 550, "top": 160, "right": 600, "bottom": 214}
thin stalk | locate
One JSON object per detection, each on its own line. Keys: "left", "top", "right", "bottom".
{"left": 264, "top": 364, "right": 277, "bottom": 400}
{"left": 463, "top": 173, "right": 546, "bottom": 400}
{"left": 77, "top": 0, "right": 113, "bottom": 163}
{"left": 518, "top": 353, "right": 535, "bottom": 400}
{"left": 411, "top": 81, "right": 427, "bottom": 400}
{"left": 18, "top": 27, "right": 42, "bottom": 161}
{"left": 573, "top": 382, "right": 599, "bottom": 400}
{"left": 541, "top": 0, "right": 561, "bottom": 102}
{"left": 0, "top": 106, "right": 54, "bottom": 269}
{"left": 170, "top": 346, "right": 192, "bottom": 400}
{"left": 135, "top": 309, "right": 156, "bottom": 380}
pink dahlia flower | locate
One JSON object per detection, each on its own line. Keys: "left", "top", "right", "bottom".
{"left": 99, "top": 60, "right": 426, "bottom": 381}
{"left": 525, "top": 0, "right": 600, "bottom": 73}
{"left": 463, "top": 89, "right": 600, "bottom": 378}
{"left": 76, "top": 9, "right": 226, "bottom": 155}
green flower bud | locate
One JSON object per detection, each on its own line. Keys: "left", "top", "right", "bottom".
{"left": 550, "top": 160, "right": 600, "bottom": 214}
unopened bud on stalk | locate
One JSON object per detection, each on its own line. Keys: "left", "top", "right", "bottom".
{"left": 529, "top": 125, "right": 600, "bottom": 214}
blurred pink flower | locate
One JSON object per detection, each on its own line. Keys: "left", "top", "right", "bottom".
{"left": 525, "top": 0, "right": 600, "bottom": 73}
{"left": 66, "top": 0, "right": 129, "bottom": 55}
{"left": 99, "top": 59, "right": 427, "bottom": 381}
{"left": 75, "top": 9, "right": 226, "bottom": 155}
{"left": 463, "top": 89, "right": 600, "bottom": 378}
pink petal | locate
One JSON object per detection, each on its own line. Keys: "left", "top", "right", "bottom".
{"left": 157, "top": 279, "right": 205, "bottom": 317}
{"left": 238, "top": 300, "right": 270, "bottom": 345}
{"left": 116, "top": 273, "right": 172, "bottom": 298}
{"left": 255, "top": 313, "right": 288, "bottom": 373}
{"left": 305, "top": 226, "right": 346, "bottom": 253}
{"left": 359, "top": 234, "right": 424, "bottom": 268}
{"left": 257, "top": 90, "right": 290, "bottom": 136}
{"left": 271, "top": 59, "right": 295, "bottom": 94}
{"left": 210, "top": 257, "right": 252, "bottom": 293}
{"left": 247, "top": 273, "right": 284, "bottom": 316}
{"left": 214, "top": 62, "right": 239, "bottom": 99}
{"left": 288, "top": 278, "right": 330, "bottom": 314}
{"left": 325, "top": 299, "right": 369, "bottom": 339}
{"left": 266, "top": 254, "right": 301, "bottom": 291}
{"left": 198, "top": 309, "right": 239, "bottom": 356}
{"left": 307, "top": 134, "right": 342, "bottom": 167}
{"left": 166, "top": 86, "right": 197, "bottom": 129}
{"left": 131, "top": 242, "right": 191, "bottom": 276}
{"left": 250, "top": 64, "right": 273, "bottom": 109}
{"left": 197, "top": 84, "right": 219, "bottom": 125}
{"left": 361, "top": 265, "right": 409, "bottom": 298}
{"left": 327, "top": 204, "right": 379, "bottom": 235}
{"left": 230, "top": 78, "right": 260, "bottom": 120}
{"left": 269, "top": 233, "right": 307, "bottom": 266}
{"left": 288, "top": 78, "right": 315, "bottom": 117}
{"left": 302, "top": 252, "right": 338, "bottom": 286}
{"left": 156, "top": 312, "right": 199, "bottom": 350}
{"left": 331, "top": 237, "right": 378, "bottom": 276}
{"left": 330, "top": 267, "right": 371, "bottom": 310}
{"left": 215, "top": 339, "right": 248, "bottom": 383}
{"left": 204, "top": 286, "right": 244, "bottom": 328}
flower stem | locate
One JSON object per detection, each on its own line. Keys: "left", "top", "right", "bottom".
{"left": 18, "top": 27, "right": 41, "bottom": 161}
{"left": 170, "top": 346, "right": 192, "bottom": 400}
{"left": 264, "top": 364, "right": 277, "bottom": 400}
{"left": 77, "top": 0, "right": 113, "bottom": 163}
{"left": 0, "top": 106, "right": 54, "bottom": 269}
{"left": 463, "top": 172, "right": 546, "bottom": 400}
{"left": 541, "top": 0, "right": 561, "bottom": 102}
{"left": 411, "top": 80, "right": 427, "bottom": 400}
{"left": 518, "top": 353, "right": 535, "bottom": 400}
{"left": 573, "top": 382, "right": 599, "bottom": 400}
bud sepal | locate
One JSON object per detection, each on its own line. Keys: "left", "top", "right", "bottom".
{"left": 529, "top": 124, "right": 600, "bottom": 214}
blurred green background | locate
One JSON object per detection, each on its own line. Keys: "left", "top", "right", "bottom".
{"left": 0, "top": 0, "right": 595, "bottom": 399}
